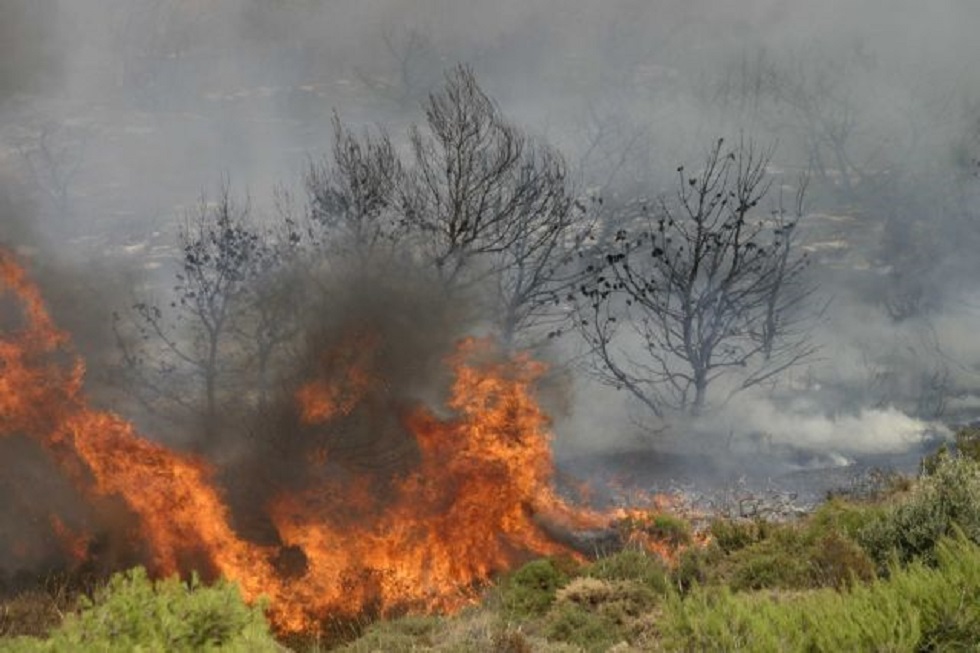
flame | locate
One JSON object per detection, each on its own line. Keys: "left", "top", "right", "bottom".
{"left": 0, "top": 248, "right": 700, "bottom": 634}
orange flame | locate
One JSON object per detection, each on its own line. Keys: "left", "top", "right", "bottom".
{"left": 0, "top": 248, "right": 701, "bottom": 633}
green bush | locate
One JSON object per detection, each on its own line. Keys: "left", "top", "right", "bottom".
{"left": 808, "top": 531, "right": 876, "bottom": 589}
{"left": 2, "top": 567, "right": 278, "bottom": 652}
{"left": 556, "top": 577, "right": 657, "bottom": 624}
{"left": 805, "top": 498, "right": 885, "bottom": 542}
{"left": 709, "top": 519, "right": 762, "bottom": 554}
{"left": 921, "top": 426, "right": 980, "bottom": 475}
{"left": 955, "top": 425, "right": 980, "bottom": 463}
{"left": 859, "top": 452, "right": 980, "bottom": 570}
{"left": 726, "top": 539, "right": 813, "bottom": 592}
{"left": 334, "top": 615, "right": 439, "bottom": 652}
{"left": 585, "top": 548, "right": 670, "bottom": 595}
{"left": 542, "top": 602, "right": 622, "bottom": 653}
{"left": 497, "top": 559, "right": 572, "bottom": 619}
{"left": 659, "top": 534, "right": 980, "bottom": 652}
{"left": 705, "top": 520, "right": 875, "bottom": 592}
{"left": 671, "top": 543, "right": 724, "bottom": 594}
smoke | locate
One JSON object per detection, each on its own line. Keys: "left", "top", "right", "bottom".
{"left": 0, "top": 0, "right": 978, "bottom": 545}
{"left": 692, "top": 399, "right": 950, "bottom": 459}
{"left": 216, "top": 259, "right": 483, "bottom": 542}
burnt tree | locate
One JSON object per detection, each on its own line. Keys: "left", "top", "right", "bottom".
{"left": 579, "top": 139, "right": 818, "bottom": 418}
{"left": 304, "top": 113, "right": 405, "bottom": 269}
{"left": 400, "top": 65, "right": 584, "bottom": 347}
{"left": 122, "top": 183, "right": 271, "bottom": 438}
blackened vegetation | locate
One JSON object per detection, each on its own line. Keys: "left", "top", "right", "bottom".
{"left": 577, "top": 139, "right": 818, "bottom": 417}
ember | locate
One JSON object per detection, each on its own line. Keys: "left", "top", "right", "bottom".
{"left": 0, "top": 248, "right": 698, "bottom": 633}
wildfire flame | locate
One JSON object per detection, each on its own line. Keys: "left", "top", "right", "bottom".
{"left": 0, "top": 248, "right": 697, "bottom": 633}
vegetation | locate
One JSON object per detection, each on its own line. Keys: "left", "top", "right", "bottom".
{"left": 0, "top": 568, "right": 278, "bottom": 652}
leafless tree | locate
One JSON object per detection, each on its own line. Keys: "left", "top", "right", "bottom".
{"left": 397, "top": 65, "right": 585, "bottom": 347}
{"left": 18, "top": 122, "right": 89, "bottom": 225}
{"left": 578, "top": 139, "right": 818, "bottom": 418}
{"left": 121, "top": 182, "right": 270, "bottom": 438}
{"left": 303, "top": 113, "right": 405, "bottom": 269}
{"left": 353, "top": 27, "right": 443, "bottom": 109}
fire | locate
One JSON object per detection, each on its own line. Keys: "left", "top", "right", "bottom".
{"left": 0, "top": 248, "right": 699, "bottom": 634}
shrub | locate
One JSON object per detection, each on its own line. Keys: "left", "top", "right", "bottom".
{"left": 335, "top": 615, "right": 439, "bottom": 652}
{"left": 490, "top": 627, "right": 533, "bottom": 653}
{"left": 497, "top": 559, "right": 572, "bottom": 619}
{"left": 859, "top": 452, "right": 980, "bottom": 570}
{"left": 586, "top": 549, "right": 670, "bottom": 595}
{"left": 808, "top": 532, "right": 876, "bottom": 589}
{"left": 659, "top": 534, "right": 980, "bottom": 652}
{"left": 805, "top": 498, "right": 885, "bottom": 542}
{"left": 726, "top": 540, "right": 813, "bottom": 592}
{"left": 0, "top": 591, "right": 63, "bottom": 640}
{"left": 542, "top": 602, "right": 623, "bottom": 653}
{"left": 2, "top": 567, "right": 278, "bottom": 652}
{"left": 709, "top": 519, "right": 762, "bottom": 554}
{"left": 557, "top": 577, "right": 657, "bottom": 623}
{"left": 708, "top": 521, "right": 875, "bottom": 592}
{"left": 921, "top": 426, "right": 980, "bottom": 474}
{"left": 955, "top": 425, "right": 980, "bottom": 463}
{"left": 671, "top": 543, "right": 724, "bottom": 594}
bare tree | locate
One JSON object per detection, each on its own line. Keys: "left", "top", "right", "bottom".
{"left": 121, "top": 182, "right": 269, "bottom": 438}
{"left": 18, "top": 122, "right": 89, "bottom": 225}
{"left": 303, "top": 113, "right": 405, "bottom": 269}
{"left": 397, "top": 65, "right": 585, "bottom": 347}
{"left": 308, "top": 65, "right": 585, "bottom": 348}
{"left": 486, "top": 146, "right": 588, "bottom": 348}
{"left": 352, "top": 27, "right": 443, "bottom": 109}
{"left": 578, "top": 139, "right": 818, "bottom": 418}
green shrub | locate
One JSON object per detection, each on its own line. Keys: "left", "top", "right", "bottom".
{"left": 556, "top": 577, "right": 657, "bottom": 624}
{"left": 2, "top": 567, "right": 278, "bottom": 652}
{"left": 671, "top": 543, "right": 724, "bottom": 594}
{"left": 586, "top": 549, "right": 670, "bottom": 595}
{"left": 712, "top": 521, "right": 875, "bottom": 592}
{"left": 498, "top": 559, "right": 572, "bottom": 619}
{"left": 659, "top": 534, "right": 980, "bottom": 652}
{"left": 922, "top": 426, "right": 980, "bottom": 475}
{"left": 709, "top": 519, "right": 762, "bottom": 554}
{"left": 727, "top": 541, "right": 813, "bottom": 592}
{"left": 859, "top": 452, "right": 980, "bottom": 570}
{"left": 805, "top": 498, "right": 885, "bottom": 542}
{"left": 542, "top": 602, "right": 622, "bottom": 653}
{"left": 334, "top": 615, "right": 438, "bottom": 652}
{"left": 955, "top": 425, "right": 980, "bottom": 463}
{"left": 808, "top": 532, "right": 876, "bottom": 589}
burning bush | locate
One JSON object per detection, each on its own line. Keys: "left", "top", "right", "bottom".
{"left": 1, "top": 247, "right": 705, "bottom": 638}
